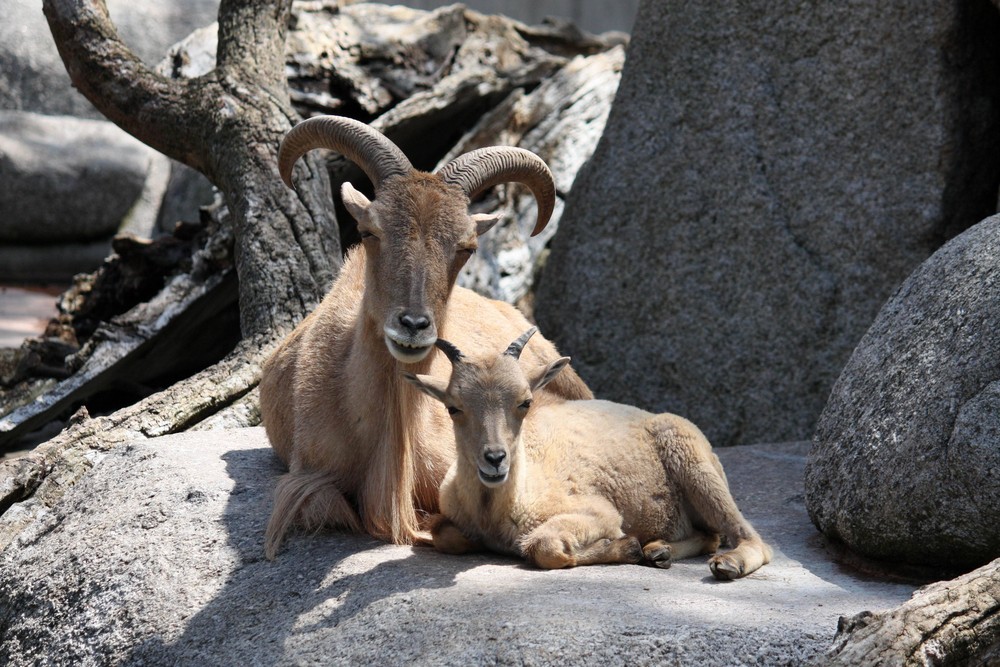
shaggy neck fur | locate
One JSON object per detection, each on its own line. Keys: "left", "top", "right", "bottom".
{"left": 357, "top": 286, "right": 439, "bottom": 544}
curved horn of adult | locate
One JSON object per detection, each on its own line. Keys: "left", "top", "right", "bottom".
{"left": 278, "top": 116, "right": 413, "bottom": 191}
{"left": 437, "top": 148, "right": 556, "bottom": 237}
{"left": 504, "top": 327, "right": 538, "bottom": 359}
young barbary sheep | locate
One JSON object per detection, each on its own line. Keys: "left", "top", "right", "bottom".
{"left": 404, "top": 328, "right": 772, "bottom": 579}
{"left": 260, "top": 116, "right": 592, "bottom": 559}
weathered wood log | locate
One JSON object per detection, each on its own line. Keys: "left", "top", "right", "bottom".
{"left": 444, "top": 46, "right": 625, "bottom": 305}
{"left": 826, "top": 558, "right": 1000, "bottom": 665}
{"left": 0, "top": 270, "right": 237, "bottom": 449}
{"left": 0, "top": 197, "right": 238, "bottom": 447}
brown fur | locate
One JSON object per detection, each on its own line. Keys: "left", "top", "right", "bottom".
{"left": 407, "top": 335, "right": 771, "bottom": 580}
{"left": 260, "top": 176, "right": 592, "bottom": 559}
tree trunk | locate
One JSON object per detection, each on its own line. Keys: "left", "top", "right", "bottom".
{"left": 827, "top": 558, "right": 1000, "bottom": 666}
{"left": 44, "top": 0, "right": 339, "bottom": 338}
{"left": 0, "top": 0, "right": 340, "bottom": 547}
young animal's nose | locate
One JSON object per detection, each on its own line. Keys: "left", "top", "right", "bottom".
{"left": 399, "top": 312, "right": 431, "bottom": 331}
{"left": 484, "top": 450, "right": 506, "bottom": 469}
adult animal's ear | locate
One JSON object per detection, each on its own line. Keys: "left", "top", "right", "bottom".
{"left": 471, "top": 212, "right": 502, "bottom": 236}
{"left": 401, "top": 372, "right": 449, "bottom": 403}
{"left": 527, "top": 357, "right": 570, "bottom": 392}
{"left": 341, "top": 182, "right": 381, "bottom": 234}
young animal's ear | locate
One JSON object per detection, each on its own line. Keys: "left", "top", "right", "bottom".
{"left": 402, "top": 372, "right": 449, "bottom": 403}
{"left": 342, "top": 182, "right": 381, "bottom": 234}
{"left": 471, "top": 212, "right": 502, "bottom": 236}
{"left": 528, "top": 357, "right": 570, "bottom": 392}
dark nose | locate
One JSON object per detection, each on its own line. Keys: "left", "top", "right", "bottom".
{"left": 484, "top": 449, "right": 506, "bottom": 469}
{"left": 399, "top": 312, "right": 431, "bottom": 332}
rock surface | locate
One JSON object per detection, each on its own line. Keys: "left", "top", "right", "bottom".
{"left": 0, "top": 111, "right": 163, "bottom": 244}
{"left": 805, "top": 214, "right": 1000, "bottom": 571}
{"left": 0, "top": 111, "right": 175, "bottom": 282}
{"left": 535, "top": 0, "right": 1000, "bottom": 447}
{"left": 0, "top": 429, "right": 916, "bottom": 664}
{"left": 0, "top": 0, "right": 218, "bottom": 118}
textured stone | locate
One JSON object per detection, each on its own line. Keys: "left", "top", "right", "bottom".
{"left": 535, "top": 0, "right": 1000, "bottom": 446}
{"left": 0, "top": 0, "right": 218, "bottom": 118}
{"left": 0, "top": 111, "right": 160, "bottom": 244}
{"left": 805, "top": 214, "right": 1000, "bottom": 570}
{"left": 0, "top": 430, "right": 915, "bottom": 664}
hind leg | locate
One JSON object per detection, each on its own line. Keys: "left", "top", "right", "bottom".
{"left": 652, "top": 416, "right": 772, "bottom": 579}
{"left": 642, "top": 530, "right": 721, "bottom": 569}
{"left": 264, "top": 471, "right": 362, "bottom": 560}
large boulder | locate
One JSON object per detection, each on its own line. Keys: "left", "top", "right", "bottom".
{"left": 1, "top": 0, "right": 219, "bottom": 282}
{"left": 535, "top": 0, "right": 1000, "bottom": 446}
{"left": 0, "top": 111, "right": 173, "bottom": 282}
{"left": 0, "top": 429, "right": 917, "bottom": 664}
{"left": 0, "top": 111, "right": 161, "bottom": 243}
{"left": 805, "top": 214, "right": 1000, "bottom": 571}
{"left": 0, "top": 0, "right": 218, "bottom": 118}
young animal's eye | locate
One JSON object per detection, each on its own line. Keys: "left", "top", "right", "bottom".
{"left": 360, "top": 231, "right": 377, "bottom": 240}
{"left": 447, "top": 405, "right": 462, "bottom": 416}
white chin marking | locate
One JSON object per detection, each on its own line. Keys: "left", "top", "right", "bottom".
{"left": 386, "top": 337, "right": 432, "bottom": 364}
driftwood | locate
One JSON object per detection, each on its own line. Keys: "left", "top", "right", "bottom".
{"left": 0, "top": 2, "right": 624, "bottom": 550}
{"left": 827, "top": 557, "right": 1000, "bottom": 665}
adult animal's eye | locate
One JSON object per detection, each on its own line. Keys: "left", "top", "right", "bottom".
{"left": 457, "top": 247, "right": 476, "bottom": 257}
{"left": 447, "top": 405, "right": 462, "bottom": 416}
{"left": 360, "top": 231, "right": 378, "bottom": 240}
{"left": 518, "top": 399, "right": 532, "bottom": 411}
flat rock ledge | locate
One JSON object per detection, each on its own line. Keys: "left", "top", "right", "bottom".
{"left": 0, "top": 430, "right": 916, "bottom": 665}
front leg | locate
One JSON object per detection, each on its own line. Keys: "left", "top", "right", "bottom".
{"left": 519, "top": 503, "right": 643, "bottom": 569}
{"left": 428, "top": 514, "right": 485, "bottom": 555}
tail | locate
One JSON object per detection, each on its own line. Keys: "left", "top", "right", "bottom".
{"left": 264, "top": 470, "right": 362, "bottom": 560}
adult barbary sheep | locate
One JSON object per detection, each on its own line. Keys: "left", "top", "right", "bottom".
{"left": 260, "top": 116, "right": 592, "bottom": 559}
{"left": 404, "top": 329, "right": 771, "bottom": 579}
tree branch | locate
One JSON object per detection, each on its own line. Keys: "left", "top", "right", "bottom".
{"left": 217, "top": 0, "right": 293, "bottom": 84}
{"left": 42, "top": 0, "right": 209, "bottom": 172}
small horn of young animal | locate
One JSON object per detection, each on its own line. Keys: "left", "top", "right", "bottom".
{"left": 504, "top": 326, "right": 538, "bottom": 359}
{"left": 435, "top": 338, "right": 465, "bottom": 364}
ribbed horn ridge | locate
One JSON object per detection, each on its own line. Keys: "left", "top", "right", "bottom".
{"left": 278, "top": 116, "right": 413, "bottom": 190}
{"left": 435, "top": 338, "right": 465, "bottom": 364}
{"left": 504, "top": 327, "right": 537, "bottom": 359}
{"left": 436, "top": 148, "right": 556, "bottom": 237}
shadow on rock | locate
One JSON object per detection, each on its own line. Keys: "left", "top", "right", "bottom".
{"left": 129, "top": 447, "right": 493, "bottom": 663}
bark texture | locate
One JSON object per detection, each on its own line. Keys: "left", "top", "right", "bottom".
{"left": 827, "top": 558, "right": 1000, "bottom": 666}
